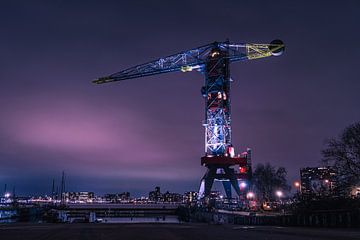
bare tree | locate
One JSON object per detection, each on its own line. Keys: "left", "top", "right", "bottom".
{"left": 322, "top": 122, "right": 360, "bottom": 194}
{"left": 252, "top": 163, "right": 291, "bottom": 202}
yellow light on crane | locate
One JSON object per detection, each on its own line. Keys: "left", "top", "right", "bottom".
{"left": 211, "top": 51, "right": 219, "bottom": 57}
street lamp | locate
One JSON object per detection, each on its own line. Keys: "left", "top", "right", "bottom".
{"left": 246, "top": 192, "right": 255, "bottom": 199}
{"left": 275, "top": 190, "right": 284, "bottom": 212}
{"left": 294, "top": 181, "right": 301, "bottom": 193}
{"left": 275, "top": 190, "right": 283, "bottom": 198}
{"left": 4, "top": 192, "right": 11, "bottom": 198}
{"left": 240, "top": 182, "right": 247, "bottom": 189}
{"left": 323, "top": 179, "right": 332, "bottom": 192}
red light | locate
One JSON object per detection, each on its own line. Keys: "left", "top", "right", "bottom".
{"left": 239, "top": 167, "right": 247, "bottom": 173}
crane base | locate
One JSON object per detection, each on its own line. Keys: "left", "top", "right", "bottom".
{"left": 199, "top": 154, "right": 251, "bottom": 199}
{"left": 201, "top": 155, "right": 247, "bottom": 166}
{"left": 199, "top": 164, "right": 242, "bottom": 199}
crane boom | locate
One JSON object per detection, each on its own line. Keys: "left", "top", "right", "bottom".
{"left": 93, "top": 40, "right": 284, "bottom": 84}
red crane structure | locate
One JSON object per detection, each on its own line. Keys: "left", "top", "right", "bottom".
{"left": 93, "top": 39, "right": 285, "bottom": 199}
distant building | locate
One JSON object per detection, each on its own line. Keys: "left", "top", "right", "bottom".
{"left": 163, "top": 191, "right": 182, "bottom": 202}
{"left": 104, "top": 192, "right": 130, "bottom": 203}
{"left": 183, "top": 191, "right": 198, "bottom": 203}
{"left": 63, "top": 192, "right": 94, "bottom": 203}
{"left": 209, "top": 191, "right": 222, "bottom": 199}
{"left": 148, "top": 187, "right": 182, "bottom": 202}
{"left": 149, "top": 186, "right": 162, "bottom": 202}
{"left": 300, "top": 166, "right": 337, "bottom": 198}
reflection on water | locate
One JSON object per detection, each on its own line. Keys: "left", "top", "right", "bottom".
{"left": 92, "top": 215, "right": 179, "bottom": 224}
{"left": 1, "top": 209, "right": 180, "bottom": 224}
{"left": 0, "top": 209, "right": 18, "bottom": 223}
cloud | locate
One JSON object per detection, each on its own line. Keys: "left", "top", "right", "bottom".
{"left": 0, "top": 93, "right": 201, "bottom": 185}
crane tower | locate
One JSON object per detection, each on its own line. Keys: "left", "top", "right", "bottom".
{"left": 93, "top": 39, "right": 285, "bottom": 199}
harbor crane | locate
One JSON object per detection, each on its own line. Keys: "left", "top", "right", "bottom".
{"left": 93, "top": 39, "right": 285, "bottom": 199}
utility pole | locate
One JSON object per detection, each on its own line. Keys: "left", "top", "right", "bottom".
{"left": 51, "top": 179, "right": 55, "bottom": 200}
{"left": 60, "top": 171, "right": 66, "bottom": 205}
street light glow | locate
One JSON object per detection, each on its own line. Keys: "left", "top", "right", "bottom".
{"left": 240, "top": 182, "right": 247, "bottom": 188}
{"left": 246, "top": 192, "right": 255, "bottom": 199}
{"left": 275, "top": 190, "right": 283, "bottom": 198}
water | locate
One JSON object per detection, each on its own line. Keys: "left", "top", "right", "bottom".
{"left": 0, "top": 209, "right": 18, "bottom": 223}
{"left": 1, "top": 207, "right": 181, "bottom": 224}
{"left": 95, "top": 215, "right": 180, "bottom": 223}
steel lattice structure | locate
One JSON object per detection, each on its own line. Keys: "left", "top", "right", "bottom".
{"left": 93, "top": 40, "right": 284, "bottom": 199}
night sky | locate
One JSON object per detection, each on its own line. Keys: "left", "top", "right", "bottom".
{"left": 1, "top": 0, "right": 360, "bottom": 196}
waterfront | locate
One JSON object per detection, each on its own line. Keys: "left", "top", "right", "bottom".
{"left": 0, "top": 223, "right": 359, "bottom": 240}
{"left": 0, "top": 209, "right": 17, "bottom": 223}
{"left": 0, "top": 203, "right": 181, "bottom": 224}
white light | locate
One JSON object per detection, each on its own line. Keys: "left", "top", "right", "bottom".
{"left": 4, "top": 192, "right": 11, "bottom": 198}
{"left": 275, "top": 190, "right": 283, "bottom": 198}
{"left": 246, "top": 192, "right": 255, "bottom": 199}
{"left": 180, "top": 65, "right": 201, "bottom": 72}
{"left": 240, "top": 182, "right": 247, "bottom": 188}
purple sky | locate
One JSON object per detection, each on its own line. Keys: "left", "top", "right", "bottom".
{"left": 1, "top": 1, "right": 360, "bottom": 196}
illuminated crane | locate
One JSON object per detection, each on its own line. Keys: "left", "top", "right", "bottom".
{"left": 93, "top": 40, "right": 285, "bottom": 199}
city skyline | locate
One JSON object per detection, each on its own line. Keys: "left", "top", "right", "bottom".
{"left": 1, "top": 1, "right": 360, "bottom": 196}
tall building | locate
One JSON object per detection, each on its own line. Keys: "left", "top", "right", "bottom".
{"left": 149, "top": 186, "right": 162, "bottom": 202}
{"left": 300, "top": 166, "right": 337, "bottom": 198}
